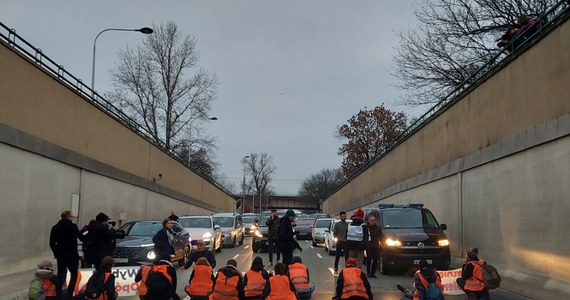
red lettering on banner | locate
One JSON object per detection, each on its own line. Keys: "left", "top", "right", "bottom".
{"left": 115, "top": 282, "right": 140, "bottom": 293}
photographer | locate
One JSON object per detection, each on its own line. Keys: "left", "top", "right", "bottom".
{"left": 92, "top": 212, "right": 125, "bottom": 270}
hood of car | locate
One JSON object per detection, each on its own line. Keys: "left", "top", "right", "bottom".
{"left": 185, "top": 228, "right": 211, "bottom": 240}
{"left": 116, "top": 236, "right": 154, "bottom": 248}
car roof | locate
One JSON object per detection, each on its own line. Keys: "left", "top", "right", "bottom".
{"left": 212, "top": 213, "right": 236, "bottom": 217}
{"left": 179, "top": 215, "right": 212, "bottom": 218}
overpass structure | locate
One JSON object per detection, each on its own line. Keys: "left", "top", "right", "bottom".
{"left": 0, "top": 22, "right": 236, "bottom": 276}
{"left": 324, "top": 2, "right": 570, "bottom": 298}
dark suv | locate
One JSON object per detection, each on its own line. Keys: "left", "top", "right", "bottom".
{"left": 363, "top": 204, "right": 450, "bottom": 274}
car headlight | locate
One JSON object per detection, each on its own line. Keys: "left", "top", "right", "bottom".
{"left": 314, "top": 232, "right": 321, "bottom": 236}
{"left": 146, "top": 250, "right": 156, "bottom": 260}
{"left": 141, "top": 243, "right": 155, "bottom": 247}
{"left": 384, "top": 238, "right": 402, "bottom": 247}
{"left": 250, "top": 224, "right": 257, "bottom": 229}
{"left": 255, "top": 230, "right": 263, "bottom": 238}
{"left": 202, "top": 232, "right": 212, "bottom": 239}
{"left": 333, "top": 237, "right": 337, "bottom": 243}
{"left": 438, "top": 239, "right": 450, "bottom": 247}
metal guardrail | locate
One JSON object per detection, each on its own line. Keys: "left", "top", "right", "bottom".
{"left": 329, "top": 0, "right": 570, "bottom": 197}
{"left": 0, "top": 21, "right": 236, "bottom": 198}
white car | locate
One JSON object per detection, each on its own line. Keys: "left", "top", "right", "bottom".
{"left": 324, "top": 219, "right": 351, "bottom": 255}
{"left": 177, "top": 216, "right": 222, "bottom": 253}
{"left": 311, "top": 218, "right": 334, "bottom": 247}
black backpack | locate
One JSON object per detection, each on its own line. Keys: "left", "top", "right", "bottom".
{"left": 84, "top": 271, "right": 108, "bottom": 300}
{"left": 146, "top": 267, "right": 170, "bottom": 294}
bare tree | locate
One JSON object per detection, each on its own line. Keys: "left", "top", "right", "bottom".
{"left": 392, "top": 0, "right": 556, "bottom": 106}
{"left": 242, "top": 153, "right": 276, "bottom": 198}
{"left": 108, "top": 21, "right": 219, "bottom": 167}
{"left": 336, "top": 105, "right": 408, "bottom": 177}
{"left": 298, "top": 168, "right": 345, "bottom": 202}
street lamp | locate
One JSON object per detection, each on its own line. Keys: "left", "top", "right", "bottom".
{"left": 91, "top": 27, "right": 153, "bottom": 96}
{"left": 242, "top": 155, "right": 250, "bottom": 213}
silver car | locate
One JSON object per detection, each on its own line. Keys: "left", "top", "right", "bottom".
{"left": 177, "top": 216, "right": 222, "bottom": 253}
{"left": 311, "top": 218, "right": 334, "bottom": 247}
{"left": 324, "top": 219, "right": 351, "bottom": 255}
{"left": 212, "top": 213, "right": 244, "bottom": 248}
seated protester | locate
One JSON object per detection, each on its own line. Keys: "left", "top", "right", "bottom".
{"left": 288, "top": 256, "right": 315, "bottom": 299}
{"left": 29, "top": 260, "right": 57, "bottom": 300}
{"left": 260, "top": 263, "right": 296, "bottom": 300}
{"left": 211, "top": 259, "right": 245, "bottom": 300}
{"left": 185, "top": 257, "right": 215, "bottom": 300}
{"left": 135, "top": 259, "right": 179, "bottom": 300}
{"left": 456, "top": 247, "right": 489, "bottom": 300}
{"left": 413, "top": 260, "right": 443, "bottom": 300}
{"left": 180, "top": 240, "right": 217, "bottom": 271}
{"left": 244, "top": 256, "right": 271, "bottom": 299}
{"left": 334, "top": 258, "right": 373, "bottom": 300}
{"left": 80, "top": 256, "right": 117, "bottom": 300}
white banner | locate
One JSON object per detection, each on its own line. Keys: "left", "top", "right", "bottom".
{"left": 437, "top": 268, "right": 466, "bottom": 295}
{"left": 69, "top": 266, "right": 142, "bottom": 297}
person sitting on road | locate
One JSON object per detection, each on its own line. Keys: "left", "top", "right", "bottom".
{"left": 288, "top": 256, "right": 315, "bottom": 299}
{"left": 79, "top": 256, "right": 118, "bottom": 300}
{"left": 260, "top": 263, "right": 296, "bottom": 300}
{"left": 334, "top": 258, "right": 373, "bottom": 300}
{"left": 396, "top": 259, "right": 443, "bottom": 299}
{"left": 180, "top": 239, "right": 217, "bottom": 271}
{"left": 244, "top": 256, "right": 271, "bottom": 299}
{"left": 29, "top": 260, "right": 57, "bottom": 300}
{"left": 185, "top": 257, "right": 215, "bottom": 300}
{"left": 211, "top": 259, "right": 245, "bottom": 300}
{"left": 134, "top": 259, "right": 179, "bottom": 300}
{"left": 457, "top": 247, "right": 489, "bottom": 300}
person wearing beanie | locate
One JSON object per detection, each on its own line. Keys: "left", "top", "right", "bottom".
{"left": 457, "top": 246, "right": 489, "bottom": 300}
{"left": 91, "top": 212, "right": 124, "bottom": 270}
{"left": 29, "top": 260, "right": 57, "bottom": 299}
{"left": 244, "top": 256, "right": 271, "bottom": 299}
{"left": 49, "top": 210, "right": 86, "bottom": 299}
{"left": 396, "top": 260, "right": 443, "bottom": 299}
{"left": 211, "top": 259, "right": 245, "bottom": 300}
{"left": 334, "top": 258, "right": 373, "bottom": 300}
{"left": 347, "top": 208, "right": 366, "bottom": 269}
{"left": 277, "top": 209, "right": 297, "bottom": 266}
{"left": 79, "top": 256, "right": 117, "bottom": 300}
{"left": 288, "top": 256, "right": 315, "bottom": 299}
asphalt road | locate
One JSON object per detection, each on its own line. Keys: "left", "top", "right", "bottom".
{"left": 121, "top": 237, "right": 531, "bottom": 300}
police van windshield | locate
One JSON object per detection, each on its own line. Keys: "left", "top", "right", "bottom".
{"left": 381, "top": 209, "right": 439, "bottom": 229}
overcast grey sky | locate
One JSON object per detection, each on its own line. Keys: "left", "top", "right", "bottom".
{"left": 1, "top": 1, "right": 423, "bottom": 195}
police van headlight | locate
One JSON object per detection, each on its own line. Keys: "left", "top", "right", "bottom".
{"left": 438, "top": 239, "right": 450, "bottom": 247}
{"left": 147, "top": 250, "right": 156, "bottom": 260}
{"left": 333, "top": 237, "right": 338, "bottom": 243}
{"left": 385, "top": 238, "right": 402, "bottom": 247}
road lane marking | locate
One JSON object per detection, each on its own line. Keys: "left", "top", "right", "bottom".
{"left": 310, "top": 245, "right": 314, "bottom": 248}
{"left": 317, "top": 253, "right": 323, "bottom": 258}
{"left": 244, "top": 245, "right": 249, "bottom": 249}
{"left": 328, "top": 267, "right": 335, "bottom": 275}
{"left": 233, "top": 254, "right": 240, "bottom": 259}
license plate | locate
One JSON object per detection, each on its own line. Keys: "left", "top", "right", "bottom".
{"left": 114, "top": 258, "right": 129, "bottom": 263}
{"left": 413, "top": 259, "right": 432, "bottom": 264}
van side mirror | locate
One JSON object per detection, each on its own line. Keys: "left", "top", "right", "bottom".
{"left": 440, "top": 224, "right": 447, "bottom": 230}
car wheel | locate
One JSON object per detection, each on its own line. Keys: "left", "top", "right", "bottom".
{"left": 312, "top": 241, "right": 317, "bottom": 247}
{"left": 239, "top": 234, "right": 244, "bottom": 246}
{"left": 230, "top": 236, "right": 236, "bottom": 248}
{"left": 379, "top": 253, "right": 389, "bottom": 275}
{"left": 178, "top": 245, "right": 190, "bottom": 267}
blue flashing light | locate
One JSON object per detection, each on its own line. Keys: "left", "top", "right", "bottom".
{"left": 378, "top": 203, "right": 424, "bottom": 209}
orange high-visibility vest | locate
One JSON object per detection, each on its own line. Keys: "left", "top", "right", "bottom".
{"left": 42, "top": 278, "right": 57, "bottom": 297}
{"left": 244, "top": 270, "right": 266, "bottom": 297}
{"left": 464, "top": 261, "right": 486, "bottom": 291}
{"left": 413, "top": 271, "right": 442, "bottom": 300}
{"left": 139, "top": 264, "right": 173, "bottom": 296}
{"left": 209, "top": 272, "right": 239, "bottom": 300}
{"left": 186, "top": 265, "right": 214, "bottom": 297}
{"left": 340, "top": 267, "right": 368, "bottom": 299}
{"left": 81, "top": 272, "right": 111, "bottom": 300}
{"left": 266, "top": 275, "right": 296, "bottom": 300}
{"left": 288, "top": 263, "right": 310, "bottom": 290}
{"left": 74, "top": 269, "right": 82, "bottom": 296}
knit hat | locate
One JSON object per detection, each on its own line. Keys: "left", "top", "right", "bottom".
{"left": 37, "top": 260, "right": 53, "bottom": 270}
{"left": 96, "top": 212, "right": 110, "bottom": 222}
{"left": 285, "top": 209, "right": 296, "bottom": 217}
{"left": 467, "top": 247, "right": 479, "bottom": 259}
{"left": 419, "top": 259, "right": 429, "bottom": 271}
{"left": 355, "top": 208, "right": 364, "bottom": 219}
{"left": 346, "top": 258, "right": 358, "bottom": 267}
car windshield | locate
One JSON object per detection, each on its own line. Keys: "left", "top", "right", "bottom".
{"left": 259, "top": 217, "right": 270, "bottom": 227}
{"left": 213, "top": 217, "right": 234, "bottom": 227}
{"left": 315, "top": 219, "right": 332, "bottom": 228}
{"left": 242, "top": 217, "right": 256, "bottom": 224}
{"left": 296, "top": 218, "right": 315, "bottom": 226}
{"left": 178, "top": 218, "right": 211, "bottom": 228}
{"left": 381, "top": 209, "right": 439, "bottom": 229}
{"left": 126, "top": 222, "right": 162, "bottom": 236}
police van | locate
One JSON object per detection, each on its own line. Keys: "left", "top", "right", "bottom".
{"left": 363, "top": 203, "right": 450, "bottom": 274}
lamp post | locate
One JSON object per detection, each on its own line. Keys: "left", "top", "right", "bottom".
{"left": 242, "top": 155, "right": 250, "bottom": 213}
{"left": 91, "top": 27, "right": 153, "bottom": 96}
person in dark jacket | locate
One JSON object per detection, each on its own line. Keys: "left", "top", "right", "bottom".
{"left": 277, "top": 209, "right": 296, "bottom": 266}
{"left": 153, "top": 218, "right": 176, "bottom": 262}
{"left": 362, "top": 215, "right": 382, "bottom": 278}
{"left": 266, "top": 210, "right": 281, "bottom": 266}
{"left": 91, "top": 212, "right": 124, "bottom": 270}
{"left": 180, "top": 239, "right": 217, "bottom": 270}
{"left": 135, "top": 259, "right": 179, "bottom": 300}
{"left": 79, "top": 256, "right": 118, "bottom": 300}
{"left": 244, "top": 256, "right": 271, "bottom": 299}
{"left": 457, "top": 247, "right": 489, "bottom": 300}
{"left": 211, "top": 259, "right": 245, "bottom": 300}
{"left": 396, "top": 259, "right": 442, "bottom": 299}
{"left": 49, "top": 210, "right": 85, "bottom": 299}
{"left": 347, "top": 208, "right": 366, "bottom": 268}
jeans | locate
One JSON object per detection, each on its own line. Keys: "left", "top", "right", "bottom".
{"left": 334, "top": 241, "right": 348, "bottom": 269}
{"left": 296, "top": 283, "right": 315, "bottom": 299}
{"left": 55, "top": 257, "right": 79, "bottom": 298}
{"left": 268, "top": 238, "right": 280, "bottom": 263}
{"left": 365, "top": 247, "right": 379, "bottom": 275}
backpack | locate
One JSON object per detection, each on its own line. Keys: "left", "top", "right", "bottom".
{"left": 146, "top": 267, "right": 170, "bottom": 294}
{"left": 347, "top": 224, "right": 364, "bottom": 241}
{"left": 28, "top": 278, "right": 45, "bottom": 300}
{"left": 424, "top": 282, "right": 444, "bottom": 300}
{"left": 479, "top": 262, "right": 501, "bottom": 289}
{"left": 84, "top": 271, "right": 108, "bottom": 300}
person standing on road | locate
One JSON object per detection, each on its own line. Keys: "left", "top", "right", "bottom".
{"left": 363, "top": 215, "right": 382, "bottom": 278}
{"left": 49, "top": 210, "right": 85, "bottom": 299}
{"left": 457, "top": 247, "right": 490, "bottom": 300}
{"left": 153, "top": 218, "right": 176, "bottom": 262}
{"left": 334, "top": 258, "right": 373, "bottom": 300}
{"left": 266, "top": 209, "right": 281, "bottom": 266}
{"left": 333, "top": 211, "right": 349, "bottom": 273}
{"left": 347, "top": 208, "right": 366, "bottom": 268}
{"left": 180, "top": 239, "right": 217, "bottom": 271}
{"left": 91, "top": 212, "right": 124, "bottom": 270}
{"left": 277, "top": 209, "right": 297, "bottom": 266}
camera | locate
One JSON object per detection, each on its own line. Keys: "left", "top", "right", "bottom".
{"left": 108, "top": 221, "right": 117, "bottom": 228}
